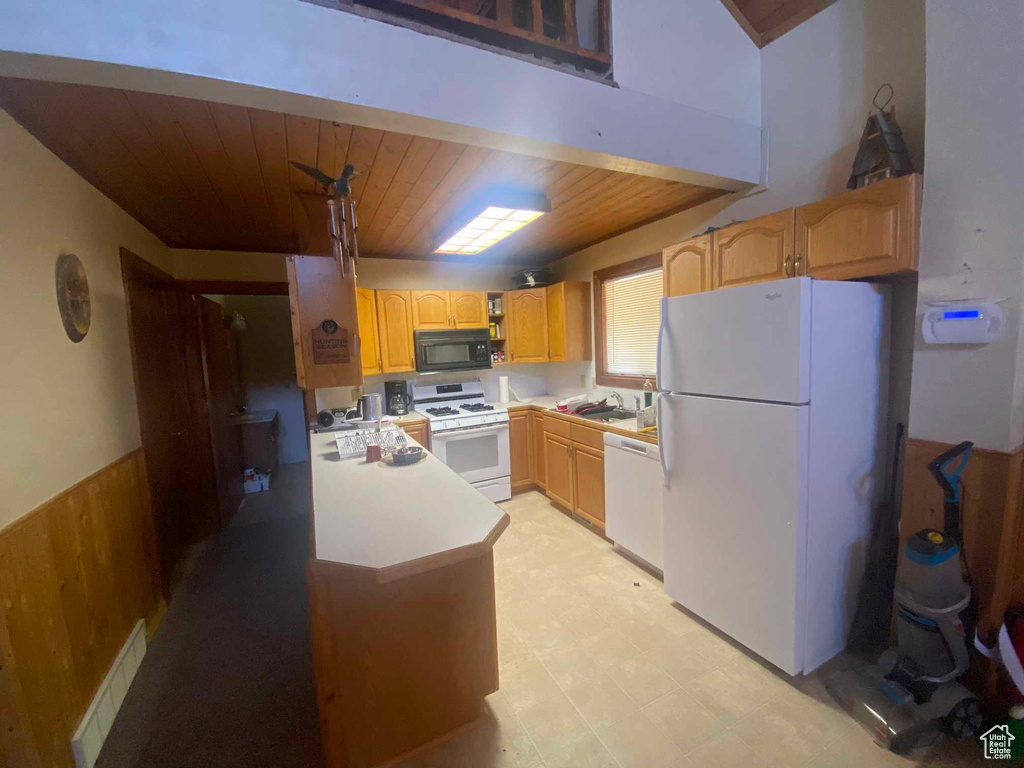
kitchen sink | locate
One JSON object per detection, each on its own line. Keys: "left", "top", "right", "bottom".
{"left": 577, "top": 408, "right": 637, "bottom": 422}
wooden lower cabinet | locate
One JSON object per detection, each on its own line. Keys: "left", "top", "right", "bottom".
{"left": 399, "top": 420, "right": 430, "bottom": 450}
{"left": 543, "top": 427, "right": 607, "bottom": 530}
{"left": 532, "top": 412, "right": 547, "bottom": 490}
{"left": 544, "top": 433, "right": 574, "bottom": 510}
{"left": 509, "top": 411, "right": 532, "bottom": 492}
{"left": 573, "top": 444, "right": 606, "bottom": 527}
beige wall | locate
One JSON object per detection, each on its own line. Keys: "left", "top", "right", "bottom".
{"left": 546, "top": 0, "right": 926, "bottom": 398}
{"left": 0, "top": 108, "right": 171, "bottom": 528}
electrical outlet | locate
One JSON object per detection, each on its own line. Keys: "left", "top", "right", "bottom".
{"left": 351, "top": 387, "right": 361, "bottom": 402}
{"left": 579, "top": 374, "right": 586, "bottom": 388}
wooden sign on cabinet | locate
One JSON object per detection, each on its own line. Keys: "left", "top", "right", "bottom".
{"left": 287, "top": 255, "right": 363, "bottom": 390}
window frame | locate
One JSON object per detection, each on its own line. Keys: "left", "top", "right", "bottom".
{"left": 593, "top": 253, "right": 663, "bottom": 389}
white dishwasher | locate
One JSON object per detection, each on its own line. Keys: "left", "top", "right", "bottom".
{"left": 603, "top": 432, "right": 663, "bottom": 572}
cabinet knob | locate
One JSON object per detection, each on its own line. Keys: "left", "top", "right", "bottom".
{"left": 794, "top": 256, "right": 804, "bottom": 276}
{"left": 784, "top": 255, "right": 793, "bottom": 277}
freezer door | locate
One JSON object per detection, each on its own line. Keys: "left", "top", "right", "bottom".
{"left": 657, "top": 277, "right": 811, "bottom": 403}
{"left": 661, "top": 393, "right": 809, "bottom": 675}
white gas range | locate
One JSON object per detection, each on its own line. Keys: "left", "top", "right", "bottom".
{"left": 412, "top": 381, "right": 511, "bottom": 503}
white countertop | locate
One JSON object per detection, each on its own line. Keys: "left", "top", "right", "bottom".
{"left": 504, "top": 396, "right": 656, "bottom": 440}
{"left": 310, "top": 430, "right": 508, "bottom": 578}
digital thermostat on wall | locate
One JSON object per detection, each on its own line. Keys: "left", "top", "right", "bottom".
{"left": 922, "top": 301, "right": 1004, "bottom": 344}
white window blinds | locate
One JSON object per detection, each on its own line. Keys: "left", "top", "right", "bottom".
{"left": 603, "top": 267, "right": 662, "bottom": 377}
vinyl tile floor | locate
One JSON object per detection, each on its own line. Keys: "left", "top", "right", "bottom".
{"left": 395, "top": 490, "right": 990, "bottom": 768}
{"left": 99, "top": 478, "right": 989, "bottom": 768}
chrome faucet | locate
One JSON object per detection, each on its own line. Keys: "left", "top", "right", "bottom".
{"left": 610, "top": 391, "right": 624, "bottom": 410}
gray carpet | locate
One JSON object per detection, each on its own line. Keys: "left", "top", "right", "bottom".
{"left": 97, "top": 462, "right": 324, "bottom": 768}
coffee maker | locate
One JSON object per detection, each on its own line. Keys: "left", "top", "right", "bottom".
{"left": 384, "top": 380, "right": 410, "bottom": 416}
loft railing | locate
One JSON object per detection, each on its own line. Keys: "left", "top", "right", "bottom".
{"left": 336, "top": 0, "right": 612, "bottom": 74}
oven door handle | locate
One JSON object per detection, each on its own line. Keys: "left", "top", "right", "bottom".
{"left": 437, "top": 423, "right": 509, "bottom": 438}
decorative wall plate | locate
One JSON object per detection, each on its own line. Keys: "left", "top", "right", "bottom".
{"left": 55, "top": 253, "right": 90, "bottom": 342}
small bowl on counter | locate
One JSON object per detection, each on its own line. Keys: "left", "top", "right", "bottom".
{"left": 386, "top": 446, "right": 425, "bottom": 466}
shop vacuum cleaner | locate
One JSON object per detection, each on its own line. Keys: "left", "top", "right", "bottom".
{"left": 826, "top": 441, "right": 984, "bottom": 753}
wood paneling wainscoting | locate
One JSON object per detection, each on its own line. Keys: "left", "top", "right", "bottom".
{"left": 0, "top": 449, "right": 164, "bottom": 768}
{"left": 902, "top": 438, "right": 1024, "bottom": 698}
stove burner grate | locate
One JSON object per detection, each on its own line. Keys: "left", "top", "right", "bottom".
{"left": 461, "top": 403, "right": 495, "bottom": 412}
{"left": 425, "top": 407, "right": 460, "bottom": 417}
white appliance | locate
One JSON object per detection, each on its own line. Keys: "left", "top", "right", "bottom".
{"left": 657, "top": 277, "right": 889, "bottom": 675}
{"left": 604, "top": 432, "right": 663, "bottom": 572}
{"left": 413, "top": 381, "right": 511, "bottom": 502}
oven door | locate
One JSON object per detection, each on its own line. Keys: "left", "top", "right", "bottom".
{"left": 415, "top": 329, "right": 492, "bottom": 373}
{"left": 432, "top": 423, "right": 510, "bottom": 485}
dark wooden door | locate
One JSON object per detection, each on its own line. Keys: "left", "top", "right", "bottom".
{"left": 197, "top": 297, "right": 245, "bottom": 526}
{"left": 121, "top": 250, "right": 217, "bottom": 592}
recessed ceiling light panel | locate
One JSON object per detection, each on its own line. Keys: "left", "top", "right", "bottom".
{"left": 435, "top": 193, "right": 550, "bottom": 255}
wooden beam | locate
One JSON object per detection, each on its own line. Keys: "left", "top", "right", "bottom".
{"left": 531, "top": 0, "right": 544, "bottom": 36}
{"left": 562, "top": 0, "right": 578, "bottom": 46}
{"left": 597, "top": 0, "right": 611, "bottom": 54}
{"left": 718, "top": 0, "right": 763, "bottom": 47}
{"left": 758, "top": 0, "right": 838, "bottom": 47}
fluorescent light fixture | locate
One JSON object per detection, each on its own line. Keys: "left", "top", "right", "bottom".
{"left": 435, "top": 191, "right": 550, "bottom": 255}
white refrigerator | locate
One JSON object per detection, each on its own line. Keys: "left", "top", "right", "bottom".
{"left": 657, "top": 277, "right": 889, "bottom": 675}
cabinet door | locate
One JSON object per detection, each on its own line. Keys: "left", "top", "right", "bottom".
{"left": 664, "top": 235, "right": 712, "bottom": 297}
{"left": 399, "top": 421, "right": 430, "bottom": 450}
{"left": 795, "top": 174, "right": 921, "bottom": 280}
{"left": 544, "top": 433, "right": 573, "bottom": 510}
{"left": 508, "top": 289, "right": 549, "bottom": 363}
{"left": 356, "top": 287, "right": 381, "bottom": 376}
{"left": 712, "top": 210, "right": 795, "bottom": 289}
{"left": 450, "top": 291, "right": 488, "bottom": 329}
{"left": 376, "top": 290, "right": 416, "bottom": 373}
{"left": 547, "top": 283, "right": 567, "bottom": 361}
{"left": 573, "top": 444, "right": 606, "bottom": 529}
{"left": 287, "top": 255, "right": 363, "bottom": 389}
{"left": 532, "top": 412, "right": 547, "bottom": 490}
{"left": 509, "top": 410, "right": 532, "bottom": 492}
{"left": 410, "top": 290, "right": 452, "bottom": 330}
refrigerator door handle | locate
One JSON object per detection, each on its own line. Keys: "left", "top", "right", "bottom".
{"left": 657, "top": 394, "right": 670, "bottom": 487}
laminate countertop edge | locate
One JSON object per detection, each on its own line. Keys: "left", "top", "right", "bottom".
{"left": 505, "top": 400, "right": 658, "bottom": 445}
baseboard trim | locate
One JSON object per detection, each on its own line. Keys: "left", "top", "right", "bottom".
{"left": 70, "top": 620, "right": 147, "bottom": 768}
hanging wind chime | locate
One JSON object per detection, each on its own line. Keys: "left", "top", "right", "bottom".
{"left": 291, "top": 162, "right": 361, "bottom": 278}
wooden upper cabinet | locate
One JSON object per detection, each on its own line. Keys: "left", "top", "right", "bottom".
{"left": 287, "top": 255, "right": 363, "bottom": 389}
{"left": 356, "top": 287, "right": 381, "bottom": 376}
{"left": 450, "top": 291, "right": 488, "bottom": 328}
{"left": 410, "top": 290, "right": 451, "bottom": 330}
{"left": 795, "top": 174, "right": 921, "bottom": 280}
{"left": 664, "top": 235, "right": 712, "bottom": 297}
{"left": 376, "top": 290, "right": 416, "bottom": 373}
{"left": 546, "top": 282, "right": 592, "bottom": 362}
{"left": 507, "top": 288, "right": 549, "bottom": 364}
{"left": 712, "top": 209, "right": 795, "bottom": 289}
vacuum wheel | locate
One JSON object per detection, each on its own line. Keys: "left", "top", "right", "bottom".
{"left": 943, "top": 697, "right": 983, "bottom": 738}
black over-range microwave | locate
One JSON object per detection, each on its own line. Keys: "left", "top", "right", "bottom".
{"left": 414, "top": 328, "right": 493, "bottom": 373}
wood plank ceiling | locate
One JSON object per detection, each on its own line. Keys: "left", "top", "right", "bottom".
{"left": 719, "top": 0, "right": 838, "bottom": 48}
{"left": 0, "top": 78, "right": 726, "bottom": 265}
